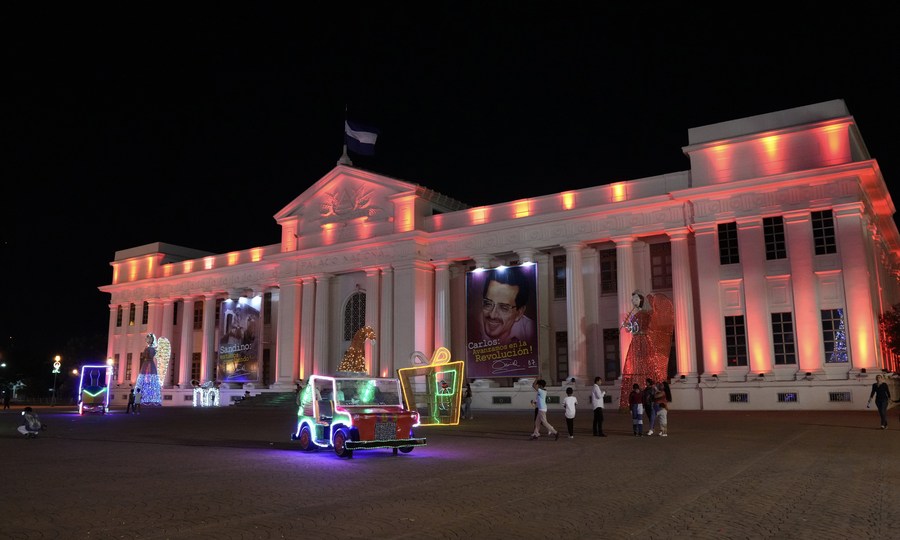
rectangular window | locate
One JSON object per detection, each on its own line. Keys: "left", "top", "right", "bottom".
{"left": 555, "top": 331, "right": 568, "bottom": 383}
{"left": 125, "top": 352, "right": 133, "bottom": 382}
{"left": 811, "top": 209, "right": 837, "bottom": 255}
{"left": 173, "top": 302, "right": 179, "bottom": 326}
{"left": 264, "top": 292, "right": 272, "bottom": 324}
{"left": 771, "top": 312, "right": 796, "bottom": 365}
{"left": 142, "top": 301, "right": 149, "bottom": 325}
{"left": 724, "top": 315, "right": 748, "bottom": 366}
{"left": 193, "top": 301, "right": 203, "bottom": 330}
{"left": 718, "top": 222, "right": 740, "bottom": 265}
{"left": 821, "top": 308, "right": 848, "bottom": 363}
{"left": 763, "top": 216, "right": 787, "bottom": 260}
{"left": 553, "top": 255, "right": 566, "bottom": 299}
{"left": 128, "top": 303, "right": 136, "bottom": 326}
{"left": 191, "top": 352, "right": 202, "bottom": 381}
{"left": 650, "top": 242, "right": 673, "bottom": 290}
{"left": 603, "top": 328, "right": 620, "bottom": 381}
{"left": 599, "top": 249, "right": 617, "bottom": 295}
{"left": 215, "top": 299, "right": 222, "bottom": 326}
{"left": 116, "top": 306, "right": 123, "bottom": 327}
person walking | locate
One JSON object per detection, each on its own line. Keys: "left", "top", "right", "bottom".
{"left": 643, "top": 379, "right": 657, "bottom": 435}
{"left": 590, "top": 376, "right": 606, "bottom": 436}
{"left": 133, "top": 388, "right": 142, "bottom": 414}
{"left": 563, "top": 386, "right": 578, "bottom": 438}
{"left": 629, "top": 383, "right": 644, "bottom": 436}
{"left": 867, "top": 374, "right": 891, "bottom": 429}
{"left": 126, "top": 388, "right": 135, "bottom": 414}
{"left": 530, "top": 379, "right": 559, "bottom": 440}
{"left": 2, "top": 386, "right": 11, "bottom": 410}
{"left": 462, "top": 382, "right": 473, "bottom": 420}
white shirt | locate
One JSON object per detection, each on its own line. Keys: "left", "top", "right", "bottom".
{"left": 591, "top": 383, "right": 605, "bottom": 409}
{"left": 563, "top": 395, "right": 578, "bottom": 418}
{"left": 535, "top": 387, "right": 548, "bottom": 411}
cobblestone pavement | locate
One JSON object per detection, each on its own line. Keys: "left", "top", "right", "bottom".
{"left": 1, "top": 404, "right": 897, "bottom": 539}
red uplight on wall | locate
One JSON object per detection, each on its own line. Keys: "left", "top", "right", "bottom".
{"left": 561, "top": 192, "right": 575, "bottom": 210}
{"left": 227, "top": 252, "right": 240, "bottom": 266}
{"left": 203, "top": 257, "right": 215, "bottom": 270}
{"left": 112, "top": 264, "right": 119, "bottom": 284}
{"left": 513, "top": 200, "right": 531, "bottom": 218}
{"left": 250, "top": 248, "right": 262, "bottom": 262}
{"left": 162, "top": 264, "right": 173, "bottom": 277}
{"left": 183, "top": 260, "right": 194, "bottom": 273}
{"left": 469, "top": 207, "right": 488, "bottom": 225}
{"left": 611, "top": 182, "right": 627, "bottom": 202}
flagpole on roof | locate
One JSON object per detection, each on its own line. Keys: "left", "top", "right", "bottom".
{"left": 338, "top": 104, "right": 353, "bottom": 166}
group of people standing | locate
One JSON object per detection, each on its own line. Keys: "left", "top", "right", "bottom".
{"left": 529, "top": 376, "right": 671, "bottom": 439}
{"left": 126, "top": 387, "right": 142, "bottom": 414}
{"left": 628, "top": 378, "right": 670, "bottom": 436}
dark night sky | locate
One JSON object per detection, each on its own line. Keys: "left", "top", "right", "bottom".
{"left": 5, "top": 5, "right": 900, "bottom": 375}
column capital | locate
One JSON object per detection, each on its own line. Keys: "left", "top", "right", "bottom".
{"left": 666, "top": 227, "right": 691, "bottom": 241}
{"left": 690, "top": 222, "right": 717, "bottom": 234}
{"left": 832, "top": 202, "right": 865, "bottom": 218}
{"left": 610, "top": 235, "right": 634, "bottom": 247}
{"left": 561, "top": 242, "right": 584, "bottom": 254}
{"left": 516, "top": 248, "right": 537, "bottom": 264}
{"left": 472, "top": 254, "right": 492, "bottom": 269}
{"left": 735, "top": 216, "right": 763, "bottom": 229}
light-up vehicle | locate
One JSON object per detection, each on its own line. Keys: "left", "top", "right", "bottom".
{"left": 291, "top": 375, "right": 426, "bottom": 458}
{"left": 78, "top": 364, "right": 113, "bottom": 415}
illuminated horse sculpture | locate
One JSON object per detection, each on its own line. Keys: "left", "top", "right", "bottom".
{"left": 338, "top": 326, "right": 377, "bottom": 373}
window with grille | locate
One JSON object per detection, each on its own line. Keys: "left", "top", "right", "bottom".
{"left": 173, "top": 302, "right": 179, "bottom": 326}
{"left": 193, "top": 301, "right": 203, "bottom": 330}
{"left": 771, "top": 312, "right": 796, "bottom": 365}
{"left": 811, "top": 210, "right": 837, "bottom": 255}
{"left": 128, "top": 303, "right": 136, "bottom": 326}
{"left": 215, "top": 299, "right": 222, "bottom": 326}
{"left": 556, "top": 331, "right": 568, "bottom": 383}
{"left": 763, "top": 216, "right": 787, "bottom": 260}
{"left": 718, "top": 222, "right": 740, "bottom": 264}
{"left": 822, "top": 308, "right": 848, "bottom": 363}
{"left": 125, "top": 353, "right": 133, "bottom": 382}
{"left": 191, "top": 352, "right": 201, "bottom": 381}
{"left": 650, "top": 242, "right": 672, "bottom": 289}
{"left": 116, "top": 306, "right": 123, "bottom": 327}
{"left": 343, "top": 291, "right": 367, "bottom": 340}
{"left": 603, "top": 328, "right": 620, "bottom": 381}
{"left": 599, "top": 249, "right": 617, "bottom": 295}
{"left": 141, "top": 301, "right": 149, "bottom": 325}
{"left": 724, "top": 315, "right": 748, "bottom": 366}
{"left": 553, "top": 255, "right": 566, "bottom": 299}
{"left": 264, "top": 292, "right": 272, "bottom": 324}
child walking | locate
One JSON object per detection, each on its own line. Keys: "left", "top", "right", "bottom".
{"left": 563, "top": 386, "right": 578, "bottom": 438}
{"left": 657, "top": 402, "right": 668, "bottom": 436}
{"left": 628, "top": 383, "right": 644, "bottom": 436}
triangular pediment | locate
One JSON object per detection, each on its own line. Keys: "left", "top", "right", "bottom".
{"left": 274, "top": 165, "right": 419, "bottom": 235}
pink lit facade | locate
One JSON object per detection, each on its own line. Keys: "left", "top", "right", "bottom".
{"left": 100, "top": 100, "right": 900, "bottom": 410}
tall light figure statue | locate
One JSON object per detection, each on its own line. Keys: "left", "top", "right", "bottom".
{"left": 618, "top": 291, "right": 675, "bottom": 410}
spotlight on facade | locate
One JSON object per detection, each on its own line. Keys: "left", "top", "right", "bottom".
{"left": 757, "top": 373, "right": 765, "bottom": 378}
{"left": 803, "top": 372, "right": 814, "bottom": 381}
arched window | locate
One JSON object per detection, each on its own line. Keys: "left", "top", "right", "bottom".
{"left": 343, "top": 291, "right": 367, "bottom": 341}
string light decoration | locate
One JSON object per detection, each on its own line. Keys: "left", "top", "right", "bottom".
{"left": 155, "top": 337, "right": 172, "bottom": 385}
{"left": 398, "top": 347, "right": 465, "bottom": 426}
{"left": 338, "top": 326, "right": 376, "bottom": 373}
{"left": 134, "top": 333, "right": 162, "bottom": 406}
{"left": 829, "top": 309, "right": 849, "bottom": 363}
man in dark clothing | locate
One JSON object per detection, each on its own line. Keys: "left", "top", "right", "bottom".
{"left": 642, "top": 379, "right": 657, "bottom": 435}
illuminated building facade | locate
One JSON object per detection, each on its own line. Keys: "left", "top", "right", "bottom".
{"left": 100, "top": 100, "right": 900, "bottom": 410}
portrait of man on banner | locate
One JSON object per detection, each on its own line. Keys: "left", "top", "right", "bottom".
{"left": 218, "top": 295, "right": 261, "bottom": 383}
{"left": 466, "top": 264, "right": 539, "bottom": 378}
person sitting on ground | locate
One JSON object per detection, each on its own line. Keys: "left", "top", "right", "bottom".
{"left": 18, "top": 407, "right": 43, "bottom": 437}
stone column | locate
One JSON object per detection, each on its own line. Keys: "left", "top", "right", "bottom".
{"left": 563, "top": 242, "right": 587, "bottom": 383}
{"left": 667, "top": 228, "right": 697, "bottom": 378}
{"left": 433, "top": 261, "right": 451, "bottom": 351}
{"left": 147, "top": 299, "right": 164, "bottom": 340}
{"left": 614, "top": 236, "right": 635, "bottom": 376}
{"left": 392, "top": 260, "right": 435, "bottom": 369}
{"left": 275, "top": 281, "right": 301, "bottom": 389}
{"left": 783, "top": 211, "right": 823, "bottom": 374}
{"left": 534, "top": 253, "right": 552, "bottom": 380}
{"left": 737, "top": 217, "right": 773, "bottom": 375}
{"left": 379, "top": 266, "right": 395, "bottom": 377}
{"left": 178, "top": 296, "right": 196, "bottom": 387}
{"left": 201, "top": 294, "right": 218, "bottom": 382}
{"left": 299, "top": 277, "right": 316, "bottom": 380}
{"left": 313, "top": 274, "right": 332, "bottom": 375}
{"left": 254, "top": 289, "right": 266, "bottom": 386}
{"left": 107, "top": 305, "right": 118, "bottom": 383}
{"left": 365, "top": 267, "right": 381, "bottom": 375}
{"left": 692, "top": 223, "right": 724, "bottom": 374}
{"left": 581, "top": 246, "right": 601, "bottom": 378}
{"left": 835, "top": 204, "right": 879, "bottom": 371}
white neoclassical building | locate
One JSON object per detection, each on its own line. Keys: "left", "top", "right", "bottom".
{"left": 100, "top": 99, "right": 900, "bottom": 410}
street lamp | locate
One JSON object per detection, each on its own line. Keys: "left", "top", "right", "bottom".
{"left": 106, "top": 357, "right": 116, "bottom": 386}
{"left": 51, "top": 355, "right": 61, "bottom": 406}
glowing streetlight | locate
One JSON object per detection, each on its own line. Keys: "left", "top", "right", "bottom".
{"left": 106, "top": 357, "right": 116, "bottom": 386}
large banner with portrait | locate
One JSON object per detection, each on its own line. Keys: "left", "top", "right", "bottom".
{"left": 218, "top": 295, "right": 261, "bottom": 383}
{"left": 466, "top": 264, "right": 539, "bottom": 378}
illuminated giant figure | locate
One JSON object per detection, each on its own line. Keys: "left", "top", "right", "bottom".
{"left": 135, "top": 332, "right": 162, "bottom": 406}
{"left": 619, "top": 291, "right": 675, "bottom": 410}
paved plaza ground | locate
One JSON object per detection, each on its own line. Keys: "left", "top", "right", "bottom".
{"left": 1, "top": 402, "right": 897, "bottom": 539}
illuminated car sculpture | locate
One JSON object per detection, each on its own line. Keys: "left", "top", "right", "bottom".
{"left": 291, "top": 375, "right": 426, "bottom": 459}
{"left": 78, "top": 364, "right": 113, "bottom": 415}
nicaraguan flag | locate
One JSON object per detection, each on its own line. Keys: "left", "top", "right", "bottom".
{"left": 344, "top": 119, "right": 379, "bottom": 156}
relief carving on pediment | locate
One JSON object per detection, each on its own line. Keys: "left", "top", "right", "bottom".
{"left": 318, "top": 184, "right": 388, "bottom": 225}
